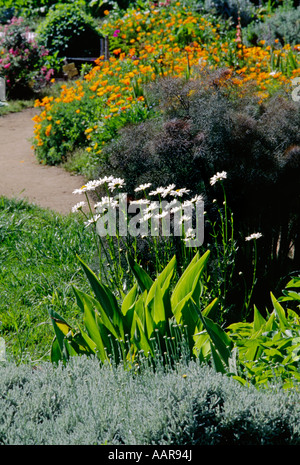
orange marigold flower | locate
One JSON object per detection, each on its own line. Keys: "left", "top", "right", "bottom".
{"left": 45, "top": 124, "right": 52, "bottom": 137}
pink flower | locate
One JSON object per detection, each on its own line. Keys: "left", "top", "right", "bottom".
{"left": 4, "top": 63, "right": 10, "bottom": 69}
{"left": 113, "top": 29, "right": 120, "bottom": 37}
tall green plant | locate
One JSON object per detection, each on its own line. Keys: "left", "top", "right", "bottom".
{"left": 49, "top": 250, "right": 217, "bottom": 365}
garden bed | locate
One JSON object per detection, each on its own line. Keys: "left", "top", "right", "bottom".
{"left": 0, "top": 0, "right": 300, "bottom": 448}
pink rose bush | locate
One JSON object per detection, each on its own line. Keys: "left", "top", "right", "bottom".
{"left": 0, "top": 17, "right": 54, "bottom": 98}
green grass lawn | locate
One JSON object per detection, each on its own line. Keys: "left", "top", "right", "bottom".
{"left": 0, "top": 196, "right": 98, "bottom": 363}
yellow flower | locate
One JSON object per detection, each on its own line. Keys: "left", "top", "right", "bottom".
{"left": 104, "top": 9, "right": 109, "bottom": 15}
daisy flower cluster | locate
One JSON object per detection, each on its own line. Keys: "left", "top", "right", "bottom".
{"left": 71, "top": 175, "right": 204, "bottom": 238}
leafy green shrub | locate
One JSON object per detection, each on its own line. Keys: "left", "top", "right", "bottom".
{"left": 0, "top": 16, "right": 54, "bottom": 98}
{"left": 203, "top": 0, "right": 255, "bottom": 26}
{"left": 245, "top": 2, "right": 300, "bottom": 46}
{"left": 0, "top": 356, "right": 299, "bottom": 445}
{"left": 0, "top": 6, "right": 15, "bottom": 24}
{"left": 36, "top": 3, "right": 101, "bottom": 58}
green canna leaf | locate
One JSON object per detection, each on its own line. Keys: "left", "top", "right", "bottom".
{"left": 72, "top": 287, "right": 109, "bottom": 362}
{"left": 127, "top": 253, "right": 153, "bottom": 292}
{"left": 196, "top": 304, "right": 233, "bottom": 366}
{"left": 253, "top": 305, "right": 266, "bottom": 334}
{"left": 171, "top": 250, "right": 209, "bottom": 309}
{"left": 271, "top": 293, "right": 288, "bottom": 329}
{"left": 209, "top": 341, "right": 226, "bottom": 374}
{"left": 77, "top": 255, "right": 120, "bottom": 319}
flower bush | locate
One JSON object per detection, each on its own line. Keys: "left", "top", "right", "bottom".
{"left": 32, "top": 1, "right": 300, "bottom": 165}
{"left": 0, "top": 16, "right": 54, "bottom": 98}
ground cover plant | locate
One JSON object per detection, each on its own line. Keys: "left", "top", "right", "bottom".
{"left": 0, "top": 356, "right": 300, "bottom": 445}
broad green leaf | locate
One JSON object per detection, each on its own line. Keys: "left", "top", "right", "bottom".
{"left": 127, "top": 254, "right": 153, "bottom": 292}
{"left": 271, "top": 293, "right": 287, "bottom": 329}
{"left": 77, "top": 255, "right": 121, "bottom": 323}
{"left": 121, "top": 284, "right": 138, "bottom": 316}
{"left": 265, "top": 311, "right": 276, "bottom": 332}
{"left": 146, "top": 255, "right": 176, "bottom": 320}
{"left": 72, "top": 287, "right": 108, "bottom": 361}
{"left": 78, "top": 327, "right": 99, "bottom": 354}
{"left": 146, "top": 256, "right": 176, "bottom": 326}
{"left": 171, "top": 250, "right": 209, "bottom": 308}
{"left": 193, "top": 331, "right": 210, "bottom": 359}
{"left": 145, "top": 303, "right": 155, "bottom": 340}
{"left": 244, "top": 339, "right": 263, "bottom": 361}
{"left": 50, "top": 337, "right": 63, "bottom": 364}
{"left": 202, "top": 297, "right": 219, "bottom": 319}
{"left": 281, "top": 291, "right": 300, "bottom": 302}
{"left": 285, "top": 278, "right": 300, "bottom": 288}
{"left": 227, "top": 322, "right": 253, "bottom": 339}
{"left": 151, "top": 283, "right": 166, "bottom": 333}
{"left": 197, "top": 306, "right": 233, "bottom": 365}
{"left": 253, "top": 305, "right": 266, "bottom": 333}
{"left": 49, "top": 308, "right": 73, "bottom": 362}
{"left": 132, "top": 311, "right": 154, "bottom": 357}
{"left": 73, "top": 286, "right": 120, "bottom": 343}
{"left": 209, "top": 341, "right": 226, "bottom": 374}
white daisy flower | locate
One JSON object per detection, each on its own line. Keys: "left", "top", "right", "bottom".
{"left": 191, "top": 194, "right": 204, "bottom": 203}
{"left": 140, "top": 212, "right": 153, "bottom": 223}
{"left": 183, "top": 227, "right": 196, "bottom": 241}
{"left": 129, "top": 199, "right": 150, "bottom": 205}
{"left": 71, "top": 201, "right": 86, "bottom": 213}
{"left": 161, "top": 184, "right": 176, "bottom": 198}
{"left": 73, "top": 185, "right": 88, "bottom": 194}
{"left": 94, "top": 196, "right": 119, "bottom": 211}
{"left": 182, "top": 200, "right": 193, "bottom": 208}
{"left": 84, "top": 179, "right": 103, "bottom": 191}
{"left": 145, "top": 202, "right": 160, "bottom": 213}
{"left": 84, "top": 214, "right": 101, "bottom": 227}
{"left": 108, "top": 177, "right": 125, "bottom": 192}
{"left": 245, "top": 232, "right": 263, "bottom": 241}
{"left": 170, "top": 187, "right": 191, "bottom": 197}
{"left": 149, "top": 187, "right": 168, "bottom": 196}
{"left": 134, "top": 183, "right": 152, "bottom": 192}
{"left": 210, "top": 171, "right": 227, "bottom": 186}
{"left": 170, "top": 205, "right": 182, "bottom": 214}
{"left": 165, "top": 199, "right": 179, "bottom": 209}
{"left": 155, "top": 210, "right": 169, "bottom": 219}
{"left": 178, "top": 215, "right": 191, "bottom": 224}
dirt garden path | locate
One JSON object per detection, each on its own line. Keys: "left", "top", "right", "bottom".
{"left": 0, "top": 108, "right": 89, "bottom": 215}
